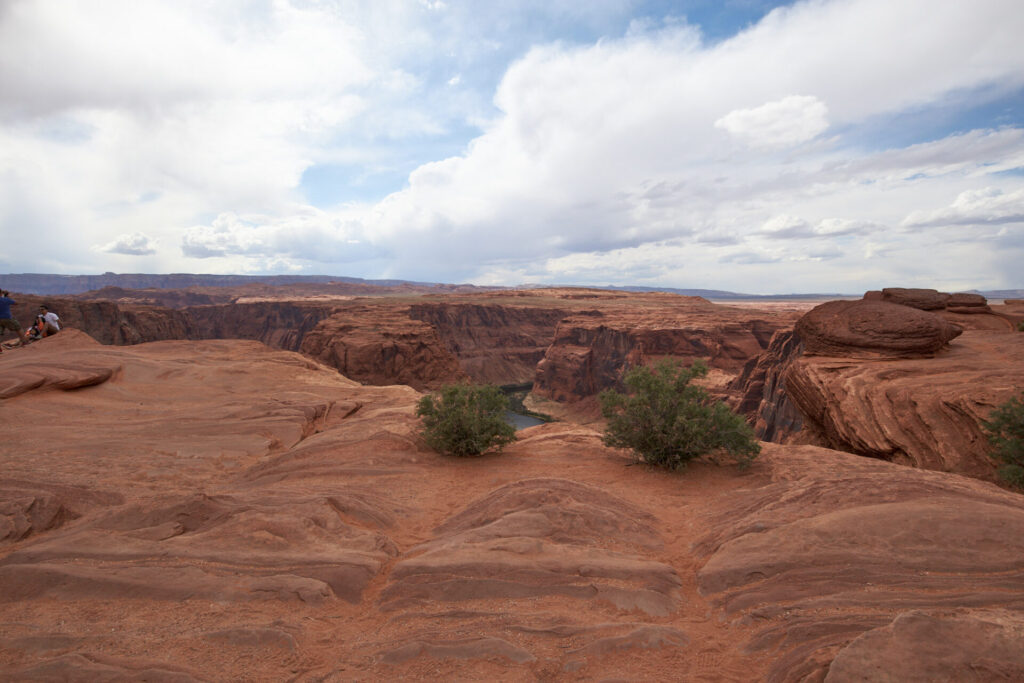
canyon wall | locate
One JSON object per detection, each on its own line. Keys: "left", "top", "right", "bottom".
{"left": 732, "top": 293, "right": 1024, "bottom": 479}
{"left": 187, "top": 302, "right": 339, "bottom": 351}
{"left": 6, "top": 295, "right": 198, "bottom": 345}
{"left": 8, "top": 293, "right": 796, "bottom": 398}
{"left": 408, "top": 303, "right": 568, "bottom": 384}
{"left": 299, "top": 307, "right": 467, "bottom": 390}
{"left": 533, "top": 304, "right": 792, "bottom": 404}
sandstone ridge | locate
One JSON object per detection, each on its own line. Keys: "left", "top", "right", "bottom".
{"left": 732, "top": 291, "right": 1024, "bottom": 479}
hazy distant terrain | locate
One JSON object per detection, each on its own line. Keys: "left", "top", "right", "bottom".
{"left": 5, "top": 272, "right": 1020, "bottom": 300}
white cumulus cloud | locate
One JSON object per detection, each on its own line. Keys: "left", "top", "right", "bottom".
{"left": 97, "top": 232, "right": 157, "bottom": 255}
{"left": 715, "top": 95, "right": 829, "bottom": 149}
{"left": 3, "top": 0, "right": 1024, "bottom": 292}
{"left": 902, "top": 187, "right": 1024, "bottom": 227}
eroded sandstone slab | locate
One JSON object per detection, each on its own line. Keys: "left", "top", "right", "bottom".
{"left": 3, "top": 335, "right": 1023, "bottom": 680}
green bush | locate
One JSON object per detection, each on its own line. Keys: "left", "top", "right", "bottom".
{"left": 600, "top": 359, "right": 760, "bottom": 470}
{"left": 1017, "top": 321, "right": 1024, "bottom": 332}
{"left": 416, "top": 383, "right": 516, "bottom": 457}
{"left": 983, "top": 392, "right": 1024, "bottom": 487}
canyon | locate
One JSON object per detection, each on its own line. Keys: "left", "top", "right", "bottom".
{"left": 1, "top": 282, "right": 1023, "bottom": 680}
{"left": 11, "top": 284, "right": 1023, "bottom": 482}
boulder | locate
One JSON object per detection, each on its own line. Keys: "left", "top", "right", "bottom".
{"left": 795, "top": 299, "right": 962, "bottom": 358}
{"left": 947, "top": 292, "right": 988, "bottom": 308}
{"left": 880, "top": 287, "right": 951, "bottom": 310}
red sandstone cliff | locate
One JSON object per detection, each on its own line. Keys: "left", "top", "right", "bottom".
{"left": 731, "top": 293, "right": 1024, "bottom": 479}
{"left": 533, "top": 301, "right": 794, "bottom": 403}
{"left": 7, "top": 295, "right": 198, "bottom": 345}
{"left": 299, "top": 307, "right": 467, "bottom": 390}
{"left": 187, "top": 302, "right": 339, "bottom": 351}
{"left": 408, "top": 303, "right": 568, "bottom": 384}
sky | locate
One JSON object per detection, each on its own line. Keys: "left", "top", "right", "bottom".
{"left": 1, "top": 0, "right": 1023, "bottom": 294}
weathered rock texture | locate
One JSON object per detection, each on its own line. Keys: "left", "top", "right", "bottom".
{"left": 189, "top": 302, "right": 338, "bottom": 351}
{"left": 5, "top": 289, "right": 802, "bottom": 402}
{"left": 409, "top": 303, "right": 568, "bottom": 384}
{"left": 6, "top": 294, "right": 199, "bottom": 345}
{"left": 696, "top": 444, "right": 1024, "bottom": 682}
{"left": 299, "top": 306, "right": 467, "bottom": 390}
{"left": 796, "top": 299, "right": 962, "bottom": 358}
{"left": 732, "top": 295, "right": 1024, "bottom": 479}
{"left": 2, "top": 336, "right": 1023, "bottom": 679}
{"left": 865, "top": 288, "right": 1024, "bottom": 332}
{"left": 533, "top": 296, "right": 795, "bottom": 403}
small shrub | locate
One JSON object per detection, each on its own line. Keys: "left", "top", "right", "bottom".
{"left": 1017, "top": 321, "right": 1024, "bottom": 332}
{"left": 599, "top": 358, "right": 760, "bottom": 470}
{"left": 983, "top": 392, "right": 1024, "bottom": 488}
{"left": 416, "top": 383, "right": 516, "bottom": 457}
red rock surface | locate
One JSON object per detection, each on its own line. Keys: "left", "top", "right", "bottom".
{"left": 733, "top": 296, "right": 1024, "bottom": 480}
{"left": 533, "top": 296, "right": 795, "bottom": 404}
{"left": 879, "top": 286, "right": 952, "bottom": 310}
{"left": 189, "top": 301, "right": 339, "bottom": 351}
{"left": 695, "top": 444, "right": 1024, "bottom": 681}
{"left": 786, "top": 329, "right": 1024, "bottom": 478}
{"left": 409, "top": 302, "right": 568, "bottom": 384}
{"left": 796, "top": 299, "right": 962, "bottom": 358}
{"left": 299, "top": 305, "right": 468, "bottom": 390}
{"left": 824, "top": 610, "right": 1024, "bottom": 681}
{"left": 3, "top": 335, "right": 1022, "bottom": 679}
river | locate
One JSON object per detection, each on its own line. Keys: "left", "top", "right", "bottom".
{"left": 504, "top": 410, "right": 546, "bottom": 430}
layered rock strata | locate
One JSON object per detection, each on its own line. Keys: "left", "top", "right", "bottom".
{"left": 299, "top": 306, "right": 467, "bottom": 390}
{"left": 696, "top": 444, "right": 1024, "bottom": 682}
{"left": 409, "top": 303, "right": 568, "bottom": 384}
{"left": 732, "top": 296, "right": 1024, "bottom": 478}
{"left": 795, "top": 299, "right": 962, "bottom": 358}
{"left": 533, "top": 299, "right": 794, "bottom": 403}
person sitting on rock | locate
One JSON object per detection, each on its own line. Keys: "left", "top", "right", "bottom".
{"left": 24, "top": 314, "right": 45, "bottom": 343}
{"left": 39, "top": 305, "right": 61, "bottom": 337}
{"left": 0, "top": 289, "right": 23, "bottom": 352}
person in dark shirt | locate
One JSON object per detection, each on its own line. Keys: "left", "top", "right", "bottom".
{"left": 0, "top": 289, "right": 23, "bottom": 352}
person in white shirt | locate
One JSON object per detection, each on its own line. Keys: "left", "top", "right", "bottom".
{"left": 39, "top": 305, "right": 60, "bottom": 336}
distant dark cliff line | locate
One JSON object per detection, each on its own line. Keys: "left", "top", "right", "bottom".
{"left": 0, "top": 273, "right": 426, "bottom": 295}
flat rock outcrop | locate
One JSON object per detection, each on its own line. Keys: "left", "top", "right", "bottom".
{"left": 694, "top": 445, "right": 1024, "bottom": 682}
{"left": 874, "top": 286, "right": 952, "bottom": 310}
{"left": 3, "top": 326, "right": 1023, "bottom": 680}
{"left": 825, "top": 610, "right": 1024, "bottom": 681}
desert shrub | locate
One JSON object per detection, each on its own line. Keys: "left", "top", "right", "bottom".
{"left": 416, "top": 383, "right": 516, "bottom": 457}
{"left": 983, "top": 392, "right": 1024, "bottom": 487}
{"left": 1017, "top": 321, "right": 1024, "bottom": 332}
{"left": 599, "top": 359, "right": 759, "bottom": 470}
